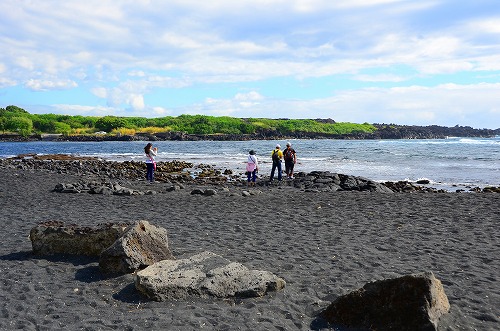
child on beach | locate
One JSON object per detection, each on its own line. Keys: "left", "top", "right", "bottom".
{"left": 144, "top": 143, "right": 157, "bottom": 183}
{"left": 246, "top": 150, "right": 258, "bottom": 186}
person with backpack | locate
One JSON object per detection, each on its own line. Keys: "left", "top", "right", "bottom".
{"left": 270, "top": 144, "right": 283, "bottom": 181}
{"left": 283, "top": 142, "right": 297, "bottom": 179}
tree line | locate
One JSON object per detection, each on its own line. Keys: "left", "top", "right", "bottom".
{"left": 0, "top": 105, "right": 375, "bottom": 137}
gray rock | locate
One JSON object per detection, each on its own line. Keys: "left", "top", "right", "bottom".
{"left": 29, "top": 221, "right": 128, "bottom": 256}
{"left": 315, "top": 177, "right": 334, "bottom": 184}
{"left": 321, "top": 271, "right": 450, "bottom": 331}
{"left": 340, "top": 175, "right": 363, "bottom": 190}
{"left": 365, "top": 180, "right": 394, "bottom": 193}
{"left": 166, "top": 185, "right": 181, "bottom": 192}
{"left": 135, "top": 251, "right": 286, "bottom": 301}
{"left": 54, "top": 181, "right": 144, "bottom": 195}
{"left": 99, "top": 220, "right": 175, "bottom": 274}
{"left": 190, "top": 188, "right": 204, "bottom": 195}
{"left": 203, "top": 189, "right": 217, "bottom": 196}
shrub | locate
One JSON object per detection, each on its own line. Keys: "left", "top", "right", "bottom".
{"left": 53, "top": 122, "right": 72, "bottom": 135}
{"left": 111, "top": 128, "right": 137, "bottom": 136}
{"left": 5, "top": 116, "right": 33, "bottom": 137}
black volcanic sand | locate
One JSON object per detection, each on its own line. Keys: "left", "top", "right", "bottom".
{"left": 0, "top": 167, "right": 498, "bottom": 330}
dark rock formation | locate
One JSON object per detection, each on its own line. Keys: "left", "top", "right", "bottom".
{"left": 0, "top": 155, "right": 200, "bottom": 183}
{"left": 383, "top": 180, "right": 447, "bottom": 193}
{"left": 52, "top": 181, "right": 158, "bottom": 195}
{"left": 269, "top": 171, "right": 394, "bottom": 193}
{"left": 320, "top": 271, "right": 450, "bottom": 331}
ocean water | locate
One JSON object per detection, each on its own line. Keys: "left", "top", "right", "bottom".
{"left": 1, "top": 137, "right": 499, "bottom": 191}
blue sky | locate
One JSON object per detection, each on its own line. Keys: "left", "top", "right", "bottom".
{"left": 1, "top": 0, "right": 499, "bottom": 129}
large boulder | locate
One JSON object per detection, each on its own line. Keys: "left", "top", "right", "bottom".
{"left": 135, "top": 251, "right": 286, "bottom": 301}
{"left": 321, "top": 271, "right": 450, "bottom": 331}
{"left": 29, "top": 221, "right": 128, "bottom": 256}
{"left": 99, "top": 220, "right": 175, "bottom": 274}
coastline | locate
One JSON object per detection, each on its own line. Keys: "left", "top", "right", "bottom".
{"left": 1, "top": 155, "right": 499, "bottom": 193}
{"left": 0, "top": 166, "right": 499, "bottom": 330}
{"left": 1, "top": 122, "right": 499, "bottom": 143}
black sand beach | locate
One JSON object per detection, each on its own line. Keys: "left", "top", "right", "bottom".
{"left": 0, "top": 167, "right": 499, "bottom": 330}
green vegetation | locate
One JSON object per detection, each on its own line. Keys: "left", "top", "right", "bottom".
{"left": 0, "top": 105, "right": 376, "bottom": 137}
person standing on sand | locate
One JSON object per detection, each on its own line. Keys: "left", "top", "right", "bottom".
{"left": 270, "top": 144, "right": 283, "bottom": 181}
{"left": 283, "top": 142, "right": 297, "bottom": 179}
{"left": 246, "top": 150, "right": 258, "bottom": 186}
{"left": 144, "top": 143, "right": 157, "bottom": 183}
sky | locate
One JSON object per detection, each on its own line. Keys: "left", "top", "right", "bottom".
{"left": 1, "top": 0, "right": 500, "bottom": 129}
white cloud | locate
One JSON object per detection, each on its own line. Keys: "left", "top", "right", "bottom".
{"left": 91, "top": 87, "right": 108, "bottom": 99}
{"left": 151, "top": 106, "right": 171, "bottom": 116}
{"left": 0, "top": 77, "right": 17, "bottom": 88}
{"left": 50, "top": 104, "right": 116, "bottom": 116}
{"left": 354, "top": 74, "right": 408, "bottom": 82}
{"left": 467, "top": 17, "right": 500, "bottom": 34}
{"left": 128, "top": 94, "right": 145, "bottom": 111}
{"left": 25, "top": 79, "right": 78, "bottom": 91}
{"left": 128, "top": 70, "right": 146, "bottom": 77}
{"left": 183, "top": 91, "right": 265, "bottom": 116}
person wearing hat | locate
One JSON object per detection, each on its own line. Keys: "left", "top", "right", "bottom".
{"left": 270, "top": 144, "right": 283, "bottom": 181}
{"left": 283, "top": 142, "right": 297, "bottom": 179}
{"left": 246, "top": 150, "right": 259, "bottom": 186}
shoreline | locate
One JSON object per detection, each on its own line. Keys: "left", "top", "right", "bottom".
{"left": 0, "top": 166, "right": 499, "bottom": 330}
{"left": 2, "top": 137, "right": 498, "bottom": 193}
{"left": 1, "top": 154, "right": 499, "bottom": 193}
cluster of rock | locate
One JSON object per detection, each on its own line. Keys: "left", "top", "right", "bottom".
{"left": 276, "top": 171, "right": 395, "bottom": 193}
{"left": 469, "top": 186, "right": 500, "bottom": 193}
{"left": 29, "top": 220, "right": 285, "bottom": 300}
{"left": 190, "top": 187, "right": 219, "bottom": 196}
{"left": 53, "top": 181, "right": 155, "bottom": 195}
{"left": 29, "top": 220, "right": 450, "bottom": 329}
{"left": 264, "top": 172, "right": 500, "bottom": 193}
{"left": 3, "top": 154, "right": 497, "bottom": 193}
{"left": 382, "top": 180, "right": 448, "bottom": 193}
{"left": 0, "top": 155, "right": 202, "bottom": 183}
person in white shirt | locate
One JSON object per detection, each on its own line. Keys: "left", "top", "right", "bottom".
{"left": 144, "top": 143, "right": 157, "bottom": 183}
{"left": 246, "top": 150, "right": 258, "bottom": 186}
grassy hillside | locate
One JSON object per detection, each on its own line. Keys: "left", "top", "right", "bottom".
{"left": 0, "top": 105, "right": 375, "bottom": 137}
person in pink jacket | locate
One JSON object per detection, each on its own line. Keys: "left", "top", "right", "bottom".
{"left": 144, "top": 143, "right": 157, "bottom": 183}
{"left": 246, "top": 150, "right": 258, "bottom": 186}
